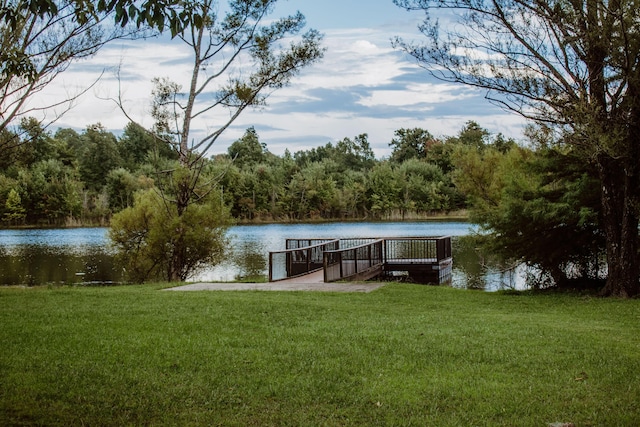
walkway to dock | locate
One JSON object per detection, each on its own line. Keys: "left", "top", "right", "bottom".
{"left": 165, "top": 236, "right": 452, "bottom": 292}
{"left": 164, "top": 270, "right": 386, "bottom": 292}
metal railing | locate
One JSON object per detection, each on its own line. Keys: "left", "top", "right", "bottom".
{"left": 286, "top": 238, "right": 337, "bottom": 250}
{"left": 269, "top": 239, "right": 339, "bottom": 281}
{"left": 384, "top": 236, "right": 452, "bottom": 264}
{"left": 336, "top": 238, "right": 380, "bottom": 250}
{"left": 270, "top": 236, "right": 453, "bottom": 283}
{"left": 323, "top": 239, "right": 384, "bottom": 282}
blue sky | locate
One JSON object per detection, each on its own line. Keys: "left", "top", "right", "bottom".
{"left": 39, "top": 0, "right": 526, "bottom": 158}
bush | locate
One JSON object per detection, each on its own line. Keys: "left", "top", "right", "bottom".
{"left": 109, "top": 189, "right": 230, "bottom": 282}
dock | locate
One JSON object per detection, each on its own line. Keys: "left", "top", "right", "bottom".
{"left": 269, "top": 236, "right": 452, "bottom": 285}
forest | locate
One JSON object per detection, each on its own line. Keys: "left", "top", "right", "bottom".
{"left": 0, "top": 118, "right": 513, "bottom": 226}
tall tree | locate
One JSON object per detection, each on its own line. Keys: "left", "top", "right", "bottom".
{"left": 0, "top": 0, "right": 188, "bottom": 81}
{"left": 118, "top": 121, "right": 178, "bottom": 171}
{"left": 111, "top": 0, "right": 324, "bottom": 281}
{"left": 0, "top": 0, "right": 138, "bottom": 144}
{"left": 389, "top": 127, "right": 436, "bottom": 163}
{"left": 334, "top": 134, "right": 376, "bottom": 171}
{"left": 227, "top": 127, "right": 268, "bottom": 168}
{"left": 78, "top": 124, "right": 122, "bottom": 192}
{"left": 394, "top": 0, "right": 640, "bottom": 296}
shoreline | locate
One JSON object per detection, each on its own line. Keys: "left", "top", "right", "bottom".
{"left": 0, "top": 211, "right": 470, "bottom": 230}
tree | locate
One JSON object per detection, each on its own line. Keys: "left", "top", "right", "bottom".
{"left": 4, "top": 188, "right": 26, "bottom": 225}
{"left": 389, "top": 127, "right": 436, "bottom": 163}
{"left": 16, "top": 158, "right": 82, "bottom": 223}
{"left": 334, "top": 134, "right": 376, "bottom": 171}
{"left": 0, "top": 0, "right": 189, "bottom": 82}
{"left": 397, "top": 158, "right": 449, "bottom": 213}
{"left": 109, "top": 188, "right": 228, "bottom": 282}
{"left": 367, "top": 162, "right": 400, "bottom": 218}
{"left": 78, "top": 124, "right": 122, "bottom": 192}
{"left": 228, "top": 127, "right": 268, "bottom": 168}
{"left": 111, "top": 0, "right": 324, "bottom": 281}
{"left": 453, "top": 133, "right": 605, "bottom": 288}
{"left": 394, "top": 0, "right": 640, "bottom": 296}
{"left": 118, "top": 122, "right": 178, "bottom": 172}
{"left": 0, "top": 0, "right": 137, "bottom": 146}
{"left": 106, "top": 168, "right": 154, "bottom": 211}
{"left": 140, "top": 0, "right": 324, "bottom": 166}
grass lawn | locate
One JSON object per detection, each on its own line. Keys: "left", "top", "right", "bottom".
{"left": 1, "top": 284, "right": 639, "bottom": 426}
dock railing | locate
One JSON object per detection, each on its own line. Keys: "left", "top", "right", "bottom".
{"left": 384, "top": 236, "right": 451, "bottom": 264}
{"left": 323, "top": 236, "right": 452, "bottom": 283}
{"left": 383, "top": 236, "right": 453, "bottom": 284}
{"left": 323, "top": 239, "right": 384, "bottom": 282}
{"left": 270, "top": 236, "right": 453, "bottom": 284}
{"left": 269, "top": 239, "right": 339, "bottom": 281}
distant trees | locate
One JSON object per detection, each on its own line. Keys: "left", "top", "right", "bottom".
{"left": 389, "top": 128, "right": 435, "bottom": 163}
{"left": 0, "top": 118, "right": 519, "bottom": 228}
{"left": 228, "top": 127, "right": 269, "bottom": 168}
{"left": 217, "top": 127, "right": 474, "bottom": 221}
{"left": 0, "top": 119, "right": 176, "bottom": 226}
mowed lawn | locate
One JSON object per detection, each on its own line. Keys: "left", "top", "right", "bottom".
{"left": 1, "top": 284, "right": 639, "bottom": 426}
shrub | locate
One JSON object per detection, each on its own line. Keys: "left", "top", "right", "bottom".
{"left": 109, "top": 189, "right": 229, "bottom": 282}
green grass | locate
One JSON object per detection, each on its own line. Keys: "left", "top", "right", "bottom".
{"left": 1, "top": 284, "right": 639, "bottom": 426}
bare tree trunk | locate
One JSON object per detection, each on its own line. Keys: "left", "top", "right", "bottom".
{"left": 598, "top": 156, "right": 640, "bottom": 297}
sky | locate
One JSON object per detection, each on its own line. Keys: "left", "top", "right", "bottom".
{"left": 38, "top": 0, "right": 527, "bottom": 159}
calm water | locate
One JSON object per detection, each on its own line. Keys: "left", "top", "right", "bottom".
{"left": 0, "top": 222, "right": 527, "bottom": 290}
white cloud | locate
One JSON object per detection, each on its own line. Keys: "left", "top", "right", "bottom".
{"left": 357, "top": 83, "right": 474, "bottom": 108}
{"left": 21, "top": 12, "right": 527, "bottom": 158}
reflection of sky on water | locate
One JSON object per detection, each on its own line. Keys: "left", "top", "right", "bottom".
{"left": 0, "top": 228, "right": 111, "bottom": 255}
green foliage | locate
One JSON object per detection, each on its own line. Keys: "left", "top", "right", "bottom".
{"left": 394, "top": 0, "right": 640, "bottom": 296}
{"left": 105, "top": 168, "right": 154, "bottom": 211}
{"left": 334, "top": 134, "right": 376, "bottom": 171}
{"left": 454, "top": 137, "right": 604, "bottom": 288}
{"left": 0, "top": 117, "right": 504, "bottom": 226}
{"left": 78, "top": 124, "right": 123, "bottom": 192}
{"left": 15, "top": 159, "right": 82, "bottom": 224}
{"left": 118, "top": 122, "right": 178, "bottom": 171}
{"left": 449, "top": 121, "right": 490, "bottom": 150}
{"left": 389, "top": 127, "right": 436, "bottom": 163}
{"left": 109, "top": 188, "right": 230, "bottom": 283}
{"left": 227, "top": 127, "right": 268, "bottom": 168}
{"left": 3, "top": 188, "right": 25, "bottom": 225}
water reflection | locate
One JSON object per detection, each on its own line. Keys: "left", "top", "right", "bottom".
{"left": 231, "top": 241, "right": 268, "bottom": 281}
{"left": 450, "top": 236, "right": 532, "bottom": 291}
{"left": 0, "top": 245, "right": 121, "bottom": 285}
{"left": 0, "top": 223, "right": 530, "bottom": 290}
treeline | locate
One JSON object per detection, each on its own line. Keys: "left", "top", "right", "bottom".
{"left": 0, "top": 118, "right": 514, "bottom": 226}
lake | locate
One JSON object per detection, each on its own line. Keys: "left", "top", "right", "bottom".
{"left": 0, "top": 222, "right": 527, "bottom": 290}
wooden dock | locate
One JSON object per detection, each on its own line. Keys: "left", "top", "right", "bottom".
{"left": 269, "top": 236, "right": 452, "bottom": 285}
